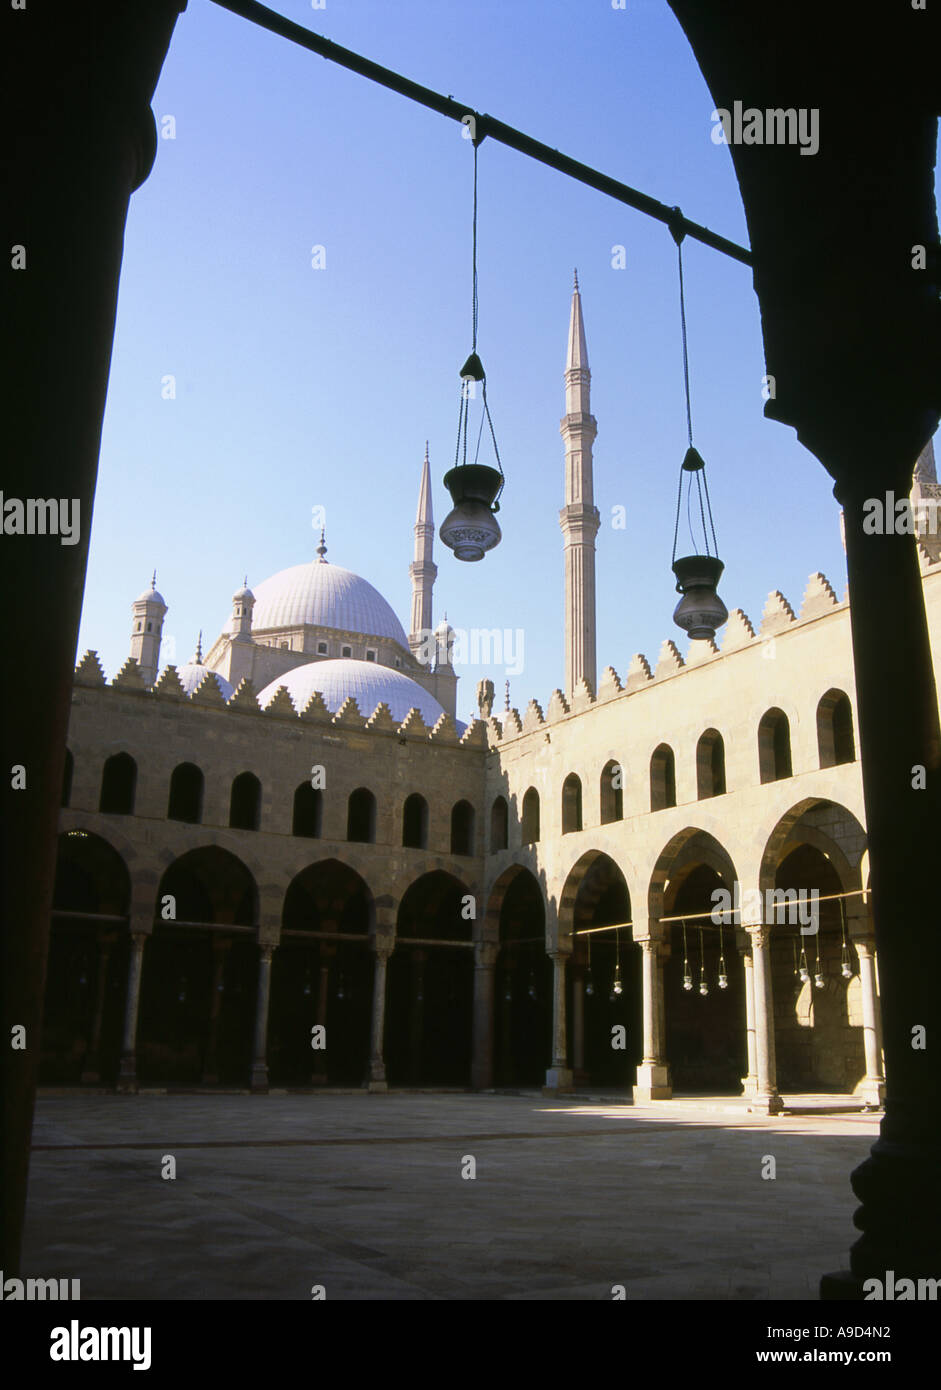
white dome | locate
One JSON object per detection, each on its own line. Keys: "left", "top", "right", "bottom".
{"left": 135, "top": 587, "right": 166, "bottom": 607}
{"left": 257, "top": 658, "right": 461, "bottom": 729}
{"left": 249, "top": 561, "right": 409, "bottom": 647}
{"left": 176, "top": 663, "right": 234, "bottom": 700}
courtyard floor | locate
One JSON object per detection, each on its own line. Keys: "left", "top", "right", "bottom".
{"left": 20, "top": 1091, "right": 879, "bottom": 1301}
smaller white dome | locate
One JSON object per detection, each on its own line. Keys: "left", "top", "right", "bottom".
{"left": 175, "top": 663, "right": 234, "bottom": 700}
{"left": 257, "top": 658, "right": 462, "bottom": 729}
{"left": 233, "top": 585, "right": 254, "bottom": 602}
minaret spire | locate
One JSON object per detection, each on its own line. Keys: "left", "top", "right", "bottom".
{"left": 559, "top": 272, "right": 600, "bottom": 698}
{"left": 409, "top": 442, "right": 437, "bottom": 660}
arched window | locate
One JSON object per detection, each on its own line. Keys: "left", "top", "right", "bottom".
{"left": 490, "top": 795, "right": 509, "bottom": 852}
{"left": 600, "top": 760, "right": 623, "bottom": 824}
{"left": 168, "top": 762, "right": 204, "bottom": 823}
{"left": 293, "top": 783, "right": 323, "bottom": 838}
{"left": 817, "top": 689, "right": 855, "bottom": 768}
{"left": 61, "top": 748, "right": 74, "bottom": 808}
{"left": 451, "top": 800, "right": 475, "bottom": 856}
{"left": 696, "top": 730, "right": 726, "bottom": 799}
{"left": 562, "top": 773, "right": 583, "bottom": 834}
{"left": 230, "top": 772, "right": 261, "bottom": 830}
{"left": 521, "top": 787, "right": 540, "bottom": 844}
{"left": 758, "top": 708, "right": 792, "bottom": 783}
{"left": 99, "top": 752, "right": 136, "bottom": 815}
{"left": 402, "top": 793, "right": 428, "bottom": 849}
{"left": 347, "top": 787, "right": 376, "bottom": 843}
{"left": 650, "top": 745, "right": 676, "bottom": 811}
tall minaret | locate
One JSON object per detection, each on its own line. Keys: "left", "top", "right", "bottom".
{"left": 409, "top": 443, "right": 437, "bottom": 662}
{"left": 129, "top": 572, "right": 167, "bottom": 687}
{"left": 559, "top": 271, "right": 600, "bottom": 698}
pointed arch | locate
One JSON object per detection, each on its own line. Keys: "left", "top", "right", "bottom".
{"left": 99, "top": 752, "right": 136, "bottom": 815}
{"left": 600, "top": 760, "right": 623, "bottom": 824}
{"left": 650, "top": 744, "right": 676, "bottom": 811}
{"left": 696, "top": 729, "right": 726, "bottom": 799}
{"left": 562, "top": 773, "right": 583, "bottom": 834}
{"left": 521, "top": 787, "right": 540, "bottom": 844}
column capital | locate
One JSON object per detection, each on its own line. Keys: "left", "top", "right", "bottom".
{"left": 548, "top": 947, "right": 571, "bottom": 963}
{"left": 474, "top": 941, "right": 499, "bottom": 969}
{"left": 259, "top": 944, "right": 274, "bottom": 965}
{"left": 854, "top": 936, "right": 876, "bottom": 960}
{"left": 745, "top": 923, "right": 772, "bottom": 948}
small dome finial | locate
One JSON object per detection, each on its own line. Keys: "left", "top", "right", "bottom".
{"left": 152, "top": 569, "right": 157, "bottom": 591}
{"left": 504, "top": 678, "right": 510, "bottom": 711}
{"left": 244, "top": 573, "right": 248, "bottom": 587}
{"left": 194, "top": 631, "right": 203, "bottom": 664}
{"left": 317, "top": 526, "right": 328, "bottom": 563}
{"left": 573, "top": 267, "right": 579, "bottom": 292}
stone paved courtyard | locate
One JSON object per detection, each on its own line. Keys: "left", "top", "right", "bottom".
{"left": 20, "top": 1092, "right": 879, "bottom": 1300}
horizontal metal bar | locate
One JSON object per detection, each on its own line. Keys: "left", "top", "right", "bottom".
{"left": 209, "top": 0, "right": 752, "bottom": 267}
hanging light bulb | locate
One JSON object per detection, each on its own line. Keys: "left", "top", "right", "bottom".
{"left": 717, "top": 922, "right": 728, "bottom": 988}
{"left": 682, "top": 919, "right": 692, "bottom": 989}
{"left": 668, "top": 214, "right": 728, "bottom": 642}
{"left": 839, "top": 899, "right": 854, "bottom": 979}
{"left": 683, "top": 971, "right": 693, "bottom": 991}
{"left": 440, "top": 139, "right": 504, "bottom": 561}
{"left": 814, "top": 972, "right": 825, "bottom": 989}
{"left": 585, "top": 976, "right": 594, "bottom": 997}
{"left": 527, "top": 969, "right": 537, "bottom": 1001}
{"left": 798, "top": 943, "right": 810, "bottom": 984}
{"left": 611, "top": 928, "right": 623, "bottom": 997}
{"left": 813, "top": 937, "right": 824, "bottom": 988}
{"left": 699, "top": 926, "right": 709, "bottom": 995}
{"left": 585, "top": 934, "right": 594, "bottom": 996}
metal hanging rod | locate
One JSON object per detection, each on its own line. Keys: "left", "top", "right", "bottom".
{"left": 208, "top": 0, "right": 753, "bottom": 268}
{"left": 659, "top": 888, "right": 866, "bottom": 926}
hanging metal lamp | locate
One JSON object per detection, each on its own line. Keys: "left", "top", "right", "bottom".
{"left": 440, "top": 137, "right": 504, "bottom": 561}
{"left": 668, "top": 212, "right": 728, "bottom": 641}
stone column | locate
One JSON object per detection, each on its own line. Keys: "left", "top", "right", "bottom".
{"left": 634, "top": 936, "right": 672, "bottom": 1100}
{"left": 739, "top": 943, "right": 759, "bottom": 1097}
{"left": 368, "top": 939, "right": 392, "bottom": 1092}
{"left": 854, "top": 939, "right": 886, "bottom": 1108}
{"left": 250, "top": 945, "right": 274, "bottom": 1093}
{"left": 80, "top": 936, "right": 113, "bottom": 1084}
{"left": 117, "top": 932, "right": 147, "bottom": 1093}
{"left": 544, "top": 949, "right": 573, "bottom": 1092}
{"left": 747, "top": 924, "right": 784, "bottom": 1114}
{"left": 201, "top": 935, "right": 231, "bottom": 1085}
{"left": 471, "top": 941, "right": 497, "bottom": 1090}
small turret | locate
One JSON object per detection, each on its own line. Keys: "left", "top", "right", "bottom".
{"left": 129, "top": 571, "right": 167, "bottom": 687}
{"left": 231, "top": 576, "right": 255, "bottom": 642}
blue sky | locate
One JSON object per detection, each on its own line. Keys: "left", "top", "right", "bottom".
{"left": 77, "top": 0, "right": 937, "bottom": 722}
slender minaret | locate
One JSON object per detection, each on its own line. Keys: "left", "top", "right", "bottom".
{"left": 129, "top": 571, "right": 167, "bottom": 687}
{"left": 559, "top": 271, "right": 600, "bottom": 698}
{"left": 409, "top": 442, "right": 437, "bottom": 662}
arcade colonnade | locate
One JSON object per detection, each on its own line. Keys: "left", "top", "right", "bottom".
{"left": 47, "top": 796, "right": 884, "bottom": 1107}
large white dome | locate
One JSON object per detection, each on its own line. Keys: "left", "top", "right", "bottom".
{"left": 257, "top": 658, "right": 459, "bottom": 728}
{"left": 249, "top": 561, "right": 409, "bottom": 648}
{"left": 175, "top": 662, "right": 234, "bottom": 700}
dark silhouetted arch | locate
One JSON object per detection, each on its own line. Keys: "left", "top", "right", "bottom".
{"left": 62, "top": 748, "right": 73, "bottom": 808}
